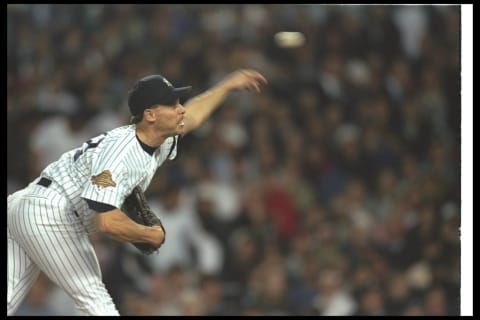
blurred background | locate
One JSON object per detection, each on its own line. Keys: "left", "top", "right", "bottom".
{"left": 8, "top": 4, "right": 463, "bottom": 316}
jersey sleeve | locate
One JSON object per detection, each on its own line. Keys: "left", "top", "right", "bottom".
{"left": 80, "top": 161, "right": 131, "bottom": 209}
{"left": 85, "top": 199, "right": 117, "bottom": 213}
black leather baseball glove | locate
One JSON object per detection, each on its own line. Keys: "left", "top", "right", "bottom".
{"left": 121, "top": 186, "right": 165, "bottom": 255}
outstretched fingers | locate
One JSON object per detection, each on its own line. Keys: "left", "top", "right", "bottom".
{"left": 239, "top": 70, "right": 268, "bottom": 92}
{"left": 241, "top": 70, "right": 268, "bottom": 84}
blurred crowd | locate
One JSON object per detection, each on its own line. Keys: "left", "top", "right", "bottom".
{"left": 8, "top": 4, "right": 461, "bottom": 316}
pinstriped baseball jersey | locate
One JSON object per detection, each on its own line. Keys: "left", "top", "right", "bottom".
{"left": 7, "top": 124, "right": 178, "bottom": 315}
{"left": 42, "top": 124, "right": 178, "bottom": 232}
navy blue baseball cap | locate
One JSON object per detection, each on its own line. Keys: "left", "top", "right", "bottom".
{"left": 128, "top": 75, "right": 191, "bottom": 116}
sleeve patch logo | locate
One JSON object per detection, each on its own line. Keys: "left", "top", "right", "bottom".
{"left": 91, "top": 170, "right": 116, "bottom": 188}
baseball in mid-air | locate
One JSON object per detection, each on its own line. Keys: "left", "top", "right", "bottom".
{"left": 274, "top": 31, "right": 306, "bottom": 48}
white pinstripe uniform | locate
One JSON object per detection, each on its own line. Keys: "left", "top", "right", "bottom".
{"left": 7, "top": 125, "right": 178, "bottom": 315}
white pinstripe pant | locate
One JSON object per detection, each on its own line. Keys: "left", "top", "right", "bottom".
{"left": 7, "top": 181, "right": 119, "bottom": 316}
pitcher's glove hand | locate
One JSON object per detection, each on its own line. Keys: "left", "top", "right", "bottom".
{"left": 121, "top": 186, "right": 165, "bottom": 255}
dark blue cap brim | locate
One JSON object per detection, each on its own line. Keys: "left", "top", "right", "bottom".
{"left": 172, "top": 86, "right": 192, "bottom": 97}
{"left": 161, "top": 86, "right": 192, "bottom": 105}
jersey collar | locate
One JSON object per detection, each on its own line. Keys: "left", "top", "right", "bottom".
{"left": 135, "top": 134, "right": 157, "bottom": 156}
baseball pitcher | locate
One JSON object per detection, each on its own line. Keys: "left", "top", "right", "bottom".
{"left": 7, "top": 69, "right": 267, "bottom": 315}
